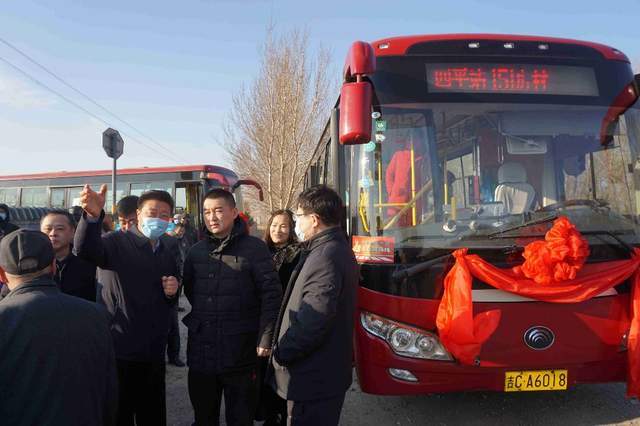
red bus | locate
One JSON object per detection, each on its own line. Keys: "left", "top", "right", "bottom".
{"left": 307, "top": 34, "right": 640, "bottom": 394}
{"left": 0, "top": 164, "right": 262, "bottom": 230}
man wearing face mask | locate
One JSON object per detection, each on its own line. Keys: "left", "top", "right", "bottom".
{"left": 182, "top": 188, "right": 282, "bottom": 426}
{"left": 74, "top": 184, "right": 181, "bottom": 426}
{"left": 270, "top": 185, "right": 358, "bottom": 426}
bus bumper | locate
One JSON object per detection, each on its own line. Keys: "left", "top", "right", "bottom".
{"left": 355, "top": 326, "right": 627, "bottom": 394}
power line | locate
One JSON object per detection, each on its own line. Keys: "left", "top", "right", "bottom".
{"left": 0, "top": 36, "right": 191, "bottom": 163}
{"left": 0, "top": 54, "right": 180, "bottom": 164}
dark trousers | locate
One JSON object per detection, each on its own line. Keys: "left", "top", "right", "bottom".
{"left": 116, "top": 359, "right": 166, "bottom": 426}
{"left": 188, "top": 368, "right": 257, "bottom": 426}
{"left": 167, "top": 305, "right": 181, "bottom": 361}
{"left": 256, "top": 357, "right": 286, "bottom": 425}
{"left": 286, "top": 393, "right": 346, "bottom": 426}
{"left": 262, "top": 385, "right": 287, "bottom": 426}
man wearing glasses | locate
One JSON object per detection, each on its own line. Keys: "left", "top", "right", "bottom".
{"left": 270, "top": 185, "right": 358, "bottom": 426}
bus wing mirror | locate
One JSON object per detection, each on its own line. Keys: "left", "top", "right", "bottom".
{"left": 600, "top": 82, "right": 638, "bottom": 145}
{"left": 339, "top": 81, "right": 372, "bottom": 145}
{"left": 232, "top": 179, "right": 264, "bottom": 202}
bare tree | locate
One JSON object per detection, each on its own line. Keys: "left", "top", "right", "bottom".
{"left": 224, "top": 28, "right": 334, "bottom": 221}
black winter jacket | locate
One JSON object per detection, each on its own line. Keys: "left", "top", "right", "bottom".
{"left": 183, "top": 217, "right": 282, "bottom": 374}
{"left": 74, "top": 211, "right": 181, "bottom": 362}
{"left": 54, "top": 251, "right": 97, "bottom": 302}
{"left": 0, "top": 276, "right": 118, "bottom": 425}
{"left": 271, "top": 227, "right": 358, "bottom": 401}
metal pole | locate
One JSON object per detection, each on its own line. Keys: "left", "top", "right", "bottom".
{"left": 112, "top": 158, "right": 117, "bottom": 214}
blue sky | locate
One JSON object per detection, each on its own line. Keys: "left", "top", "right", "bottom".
{"left": 1, "top": 0, "right": 639, "bottom": 174}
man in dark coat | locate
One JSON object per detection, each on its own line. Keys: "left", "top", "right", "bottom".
{"left": 40, "top": 209, "right": 97, "bottom": 301}
{"left": 0, "top": 229, "right": 117, "bottom": 426}
{"left": 0, "top": 203, "right": 19, "bottom": 240}
{"left": 183, "top": 188, "right": 282, "bottom": 426}
{"left": 0, "top": 204, "right": 19, "bottom": 300}
{"left": 270, "top": 185, "right": 358, "bottom": 426}
{"left": 74, "top": 185, "right": 181, "bottom": 426}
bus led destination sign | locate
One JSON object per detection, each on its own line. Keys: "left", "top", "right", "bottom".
{"left": 426, "top": 63, "right": 598, "bottom": 96}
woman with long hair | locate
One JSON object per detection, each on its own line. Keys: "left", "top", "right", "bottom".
{"left": 257, "top": 209, "right": 301, "bottom": 426}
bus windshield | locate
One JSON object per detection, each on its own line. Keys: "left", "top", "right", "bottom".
{"left": 351, "top": 100, "right": 640, "bottom": 254}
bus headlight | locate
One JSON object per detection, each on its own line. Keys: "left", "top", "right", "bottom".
{"left": 361, "top": 311, "right": 453, "bottom": 361}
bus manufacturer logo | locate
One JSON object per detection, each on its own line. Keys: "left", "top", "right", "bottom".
{"left": 524, "top": 326, "right": 555, "bottom": 350}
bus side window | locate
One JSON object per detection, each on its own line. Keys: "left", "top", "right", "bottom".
{"left": 50, "top": 188, "right": 66, "bottom": 208}
{"left": 0, "top": 188, "right": 19, "bottom": 207}
{"left": 21, "top": 187, "right": 48, "bottom": 207}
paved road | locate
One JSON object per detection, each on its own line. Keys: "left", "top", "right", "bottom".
{"left": 167, "top": 297, "right": 640, "bottom": 425}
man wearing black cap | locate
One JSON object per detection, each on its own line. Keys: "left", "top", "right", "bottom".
{"left": 0, "top": 229, "right": 118, "bottom": 426}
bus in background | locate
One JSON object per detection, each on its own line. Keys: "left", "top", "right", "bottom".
{"left": 307, "top": 34, "right": 640, "bottom": 394}
{"left": 0, "top": 164, "right": 262, "bottom": 231}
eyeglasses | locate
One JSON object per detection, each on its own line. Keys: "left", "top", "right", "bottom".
{"left": 293, "top": 212, "right": 312, "bottom": 221}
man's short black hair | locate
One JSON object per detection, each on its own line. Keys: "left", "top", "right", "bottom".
{"left": 297, "top": 185, "right": 343, "bottom": 226}
{"left": 117, "top": 195, "right": 140, "bottom": 217}
{"left": 41, "top": 209, "right": 76, "bottom": 228}
{"left": 138, "top": 190, "right": 174, "bottom": 212}
{"left": 204, "top": 188, "right": 236, "bottom": 208}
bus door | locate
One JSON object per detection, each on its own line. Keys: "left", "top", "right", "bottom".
{"left": 175, "top": 182, "right": 202, "bottom": 230}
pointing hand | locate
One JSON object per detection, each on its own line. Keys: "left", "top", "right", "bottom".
{"left": 80, "top": 184, "right": 107, "bottom": 218}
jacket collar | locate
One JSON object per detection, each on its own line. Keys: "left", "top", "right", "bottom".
{"left": 208, "top": 216, "right": 247, "bottom": 254}
{"left": 4, "top": 275, "right": 59, "bottom": 298}
{"left": 301, "top": 226, "right": 344, "bottom": 251}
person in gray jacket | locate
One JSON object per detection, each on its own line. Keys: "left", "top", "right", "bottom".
{"left": 270, "top": 185, "right": 358, "bottom": 426}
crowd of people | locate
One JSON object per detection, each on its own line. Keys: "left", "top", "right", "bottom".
{"left": 0, "top": 183, "right": 358, "bottom": 426}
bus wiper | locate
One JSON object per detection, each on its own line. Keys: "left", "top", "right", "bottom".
{"left": 488, "top": 213, "right": 558, "bottom": 239}
{"left": 391, "top": 252, "right": 453, "bottom": 283}
{"left": 580, "top": 230, "right": 636, "bottom": 255}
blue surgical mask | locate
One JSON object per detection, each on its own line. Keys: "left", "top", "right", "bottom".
{"left": 166, "top": 222, "right": 176, "bottom": 234}
{"left": 0, "top": 213, "right": 6, "bottom": 221}
{"left": 140, "top": 217, "right": 169, "bottom": 239}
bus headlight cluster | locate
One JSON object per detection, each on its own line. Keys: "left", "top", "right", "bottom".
{"left": 360, "top": 311, "right": 453, "bottom": 361}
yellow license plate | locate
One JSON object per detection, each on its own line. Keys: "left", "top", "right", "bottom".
{"left": 504, "top": 370, "right": 568, "bottom": 392}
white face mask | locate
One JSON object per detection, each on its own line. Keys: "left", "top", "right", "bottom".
{"left": 294, "top": 220, "right": 305, "bottom": 241}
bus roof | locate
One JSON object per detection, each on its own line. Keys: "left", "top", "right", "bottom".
{"left": 0, "top": 164, "right": 237, "bottom": 181}
{"left": 368, "top": 33, "right": 629, "bottom": 62}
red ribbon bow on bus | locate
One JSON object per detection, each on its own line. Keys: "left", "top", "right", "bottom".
{"left": 436, "top": 216, "right": 640, "bottom": 398}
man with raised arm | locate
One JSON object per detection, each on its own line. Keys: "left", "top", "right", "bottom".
{"left": 74, "top": 184, "right": 181, "bottom": 426}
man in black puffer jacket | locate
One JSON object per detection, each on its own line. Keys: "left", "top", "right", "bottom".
{"left": 183, "top": 188, "right": 282, "bottom": 426}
